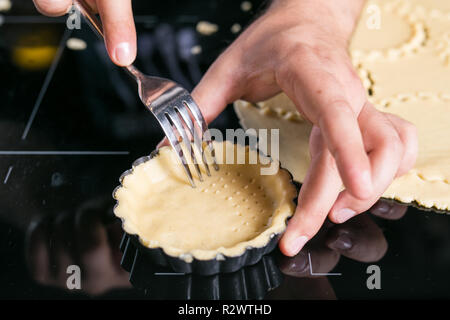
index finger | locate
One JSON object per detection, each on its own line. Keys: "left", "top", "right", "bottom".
{"left": 278, "top": 59, "right": 373, "bottom": 200}
{"left": 97, "top": 0, "right": 136, "bottom": 66}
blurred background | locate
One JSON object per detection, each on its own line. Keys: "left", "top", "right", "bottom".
{"left": 0, "top": 0, "right": 449, "bottom": 299}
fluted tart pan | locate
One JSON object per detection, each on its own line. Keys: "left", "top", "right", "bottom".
{"left": 113, "top": 140, "right": 297, "bottom": 275}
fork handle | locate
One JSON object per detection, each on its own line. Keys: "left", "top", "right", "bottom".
{"left": 73, "top": 0, "right": 143, "bottom": 81}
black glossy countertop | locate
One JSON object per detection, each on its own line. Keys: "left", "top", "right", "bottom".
{"left": 0, "top": 0, "right": 449, "bottom": 300}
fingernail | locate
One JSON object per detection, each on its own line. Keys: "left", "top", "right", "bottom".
{"left": 280, "top": 252, "right": 309, "bottom": 275}
{"left": 336, "top": 208, "right": 356, "bottom": 223}
{"left": 371, "top": 201, "right": 391, "bottom": 215}
{"left": 114, "top": 42, "right": 133, "bottom": 66}
{"left": 287, "top": 236, "right": 309, "bottom": 256}
{"left": 329, "top": 232, "right": 353, "bottom": 250}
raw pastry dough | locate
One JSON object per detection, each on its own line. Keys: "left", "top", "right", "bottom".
{"left": 234, "top": 0, "right": 450, "bottom": 211}
{"left": 113, "top": 141, "right": 296, "bottom": 260}
{"left": 235, "top": 99, "right": 311, "bottom": 182}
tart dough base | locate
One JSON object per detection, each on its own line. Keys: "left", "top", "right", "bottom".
{"left": 114, "top": 141, "right": 296, "bottom": 260}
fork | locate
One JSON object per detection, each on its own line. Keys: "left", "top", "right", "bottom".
{"left": 74, "top": 0, "right": 218, "bottom": 187}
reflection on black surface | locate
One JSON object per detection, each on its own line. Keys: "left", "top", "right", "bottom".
{"left": 25, "top": 197, "right": 130, "bottom": 296}
{"left": 267, "top": 202, "right": 406, "bottom": 300}
{"left": 20, "top": 198, "right": 409, "bottom": 300}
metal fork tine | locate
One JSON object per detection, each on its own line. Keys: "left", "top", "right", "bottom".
{"left": 165, "top": 109, "right": 204, "bottom": 182}
{"left": 182, "top": 95, "right": 219, "bottom": 171}
{"left": 176, "top": 106, "right": 211, "bottom": 177}
{"left": 155, "top": 112, "right": 196, "bottom": 187}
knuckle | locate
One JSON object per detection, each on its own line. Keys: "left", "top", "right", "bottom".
{"left": 281, "top": 41, "right": 323, "bottom": 70}
{"left": 378, "top": 129, "right": 403, "bottom": 155}
{"left": 403, "top": 121, "right": 418, "bottom": 141}
{"left": 396, "top": 121, "right": 418, "bottom": 169}
{"left": 289, "top": 40, "right": 334, "bottom": 62}
{"left": 388, "top": 135, "right": 404, "bottom": 156}
{"left": 331, "top": 100, "right": 354, "bottom": 115}
{"left": 34, "top": 0, "right": 70, "bottom": 16}
{"left": 277, "top": 36, "right": 312, "bottom": 57}
{"left": 292, "top": 210, "right": 324, "bottom": 237}
{"left": 286, "top": 41, "right": 315, "bottom": 58}
{"left": 321, "top": 100, "right": 356, "bottom": 129}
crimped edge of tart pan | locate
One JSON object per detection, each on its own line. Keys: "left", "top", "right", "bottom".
{"left": 119, "top": 232, "right": 284, "bottom": 299}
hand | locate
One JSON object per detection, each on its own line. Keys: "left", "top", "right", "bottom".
{"left": 32, "top": 0, "right": 136, "bottom": 66}
{"left": 279, "top": 105, "right": 417, "bottom": 256}
{"left": 191, "top": 0, "right": 417, "bottom": 256}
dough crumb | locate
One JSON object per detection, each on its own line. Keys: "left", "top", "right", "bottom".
{"left": 66, "top": 38, "right": 87, "bottom": 51}
{"left": 231, "top": 23, "right": 242, "bottom": 34}
{"left": 190, "top": 45, "right": 202, "bottom": 55}
{"left": 241, "top": 1, "right": 252, "bottom": 12}
{"left": 196, "top": 21, "right": 219, "bottom": 36}
{"left": 0, "top": 0, "right": 11, "bottom": 12}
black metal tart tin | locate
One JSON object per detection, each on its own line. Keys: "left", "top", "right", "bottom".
{"left": 113, "top": 144, "right": 298, "bottom": 276}
{"left": 120, "top": 232, "right": 284, "bottom": 299}
{"left": 120, "top": 231, "right": 281, "bottom": 276}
